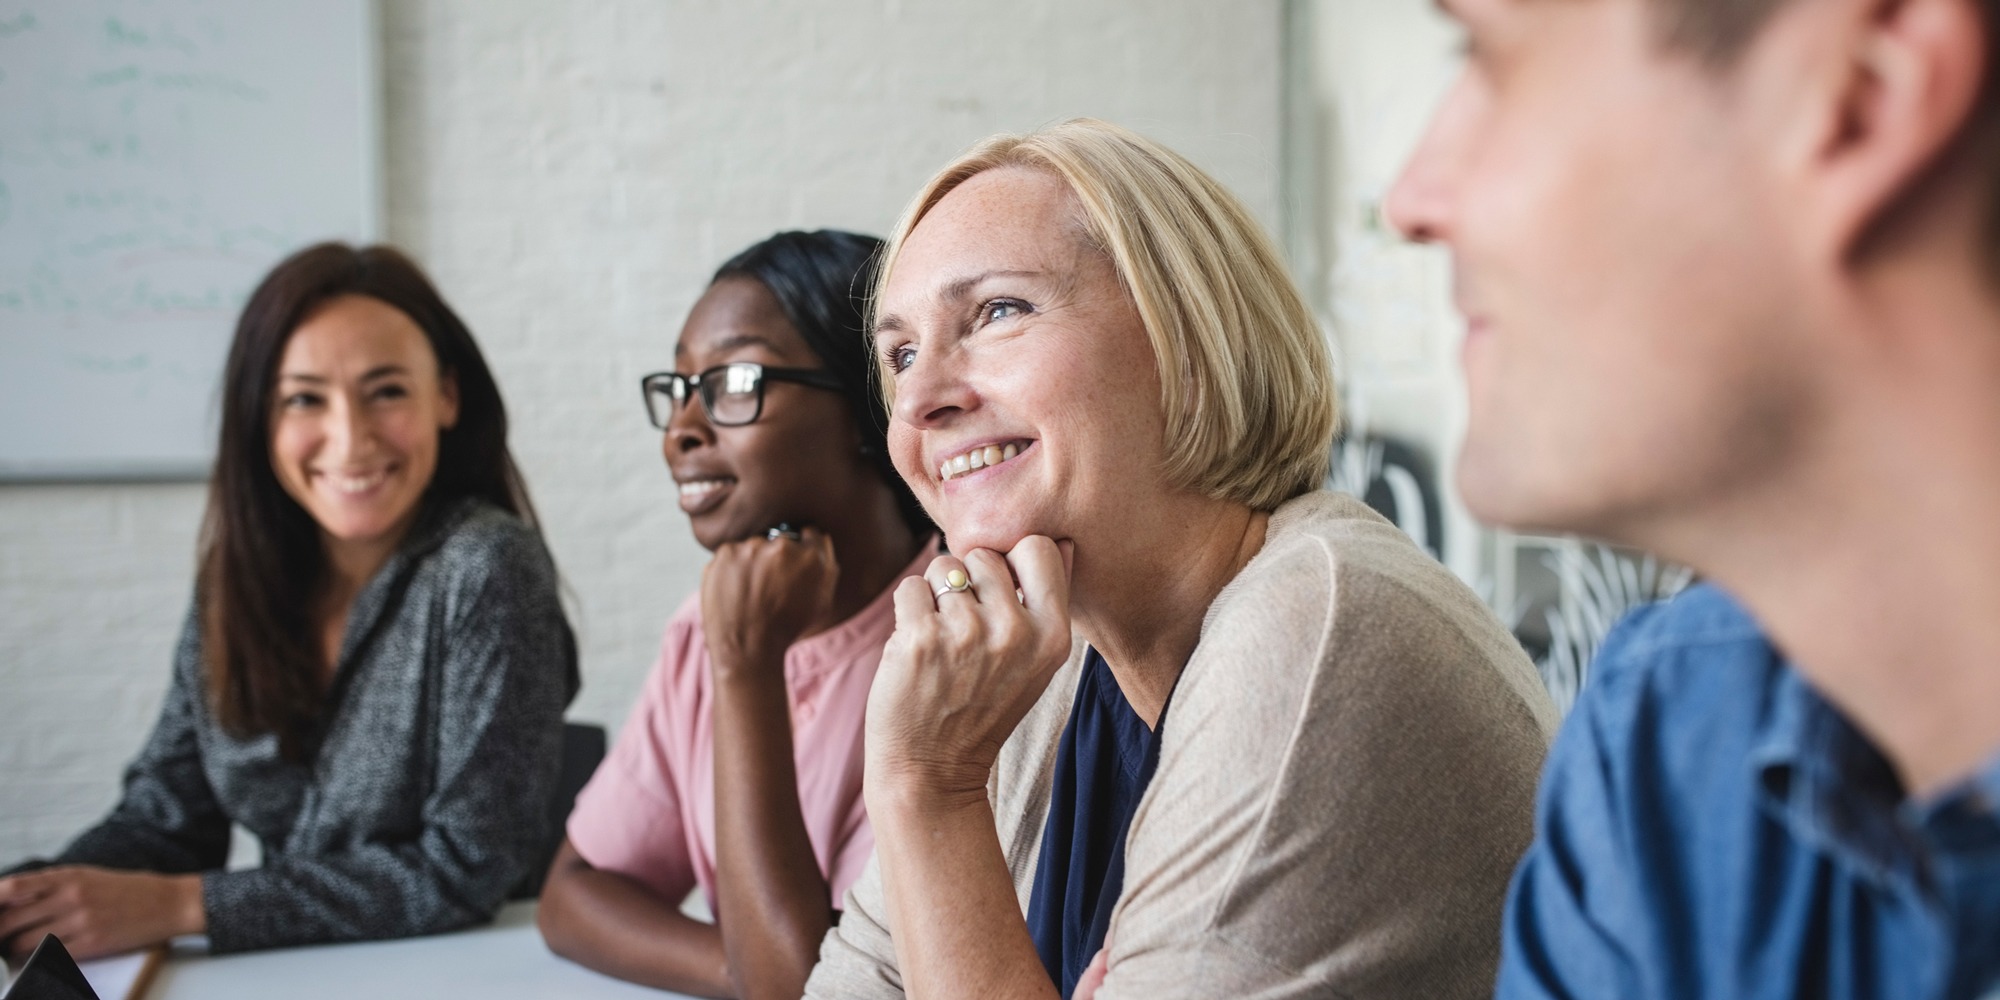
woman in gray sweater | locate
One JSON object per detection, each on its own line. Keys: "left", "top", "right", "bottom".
{"left": 0, "top": 243, "right": 578, "bottom": 959}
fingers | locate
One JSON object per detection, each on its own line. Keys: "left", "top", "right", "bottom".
{"left": 0, "top": 872, "right": 53, "bottom": 914}
{"left": 1006, "top": 535, "right": 1070, "bottom": 619}
{"left": 0, "top": 882, "right": 62, "bottom": 959}
{"left": 892, "top": 573, "right": 941, "bottom": 627}
{"left": 960, "top": 548, "right": 1014, "bottom": 606}
{"left": 922, "top": 553, "right": 976, "bottom": 606}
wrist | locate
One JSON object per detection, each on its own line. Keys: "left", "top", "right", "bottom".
{"left": 169, "top": 873, "right": 206, "bottom": 938}
{"left": 709, "top": 647, "right": 789, "bottom": 690}
{"left": 865, "top": 765, "right": 991, "bottom": 822}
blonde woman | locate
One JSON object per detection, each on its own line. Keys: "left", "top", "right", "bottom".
{"left": 803, "top": 120, "right": 1559, "bottom": 999}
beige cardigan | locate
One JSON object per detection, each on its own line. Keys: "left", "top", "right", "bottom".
{"left": 804, "top": 491, "right": 1559, "bottom": 999}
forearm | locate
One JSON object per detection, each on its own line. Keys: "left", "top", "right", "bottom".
{"left": 538, "top": 848, "right": 732, "bottom": 997}
{"left": 869, "top": 784, "right": 1056, "bottom": 1000}
{"left": 711, "top": 666, "right": 835, "bottom": 1000}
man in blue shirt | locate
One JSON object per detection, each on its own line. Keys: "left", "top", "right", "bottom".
{"left": 1383, "top": 0, "right": 2000, "bottom": 995}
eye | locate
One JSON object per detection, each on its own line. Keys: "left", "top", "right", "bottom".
{"left": 280, "top": 391, "right": 323, "bottom": 410}
{"left": 881, "top": 342, "right": 918, "bottom": 375}
{"left": 980, "top": 298, "right": 1030, "bottom": 325}
{"left": 369, "top": 383, "right": 410, "bottom": 402}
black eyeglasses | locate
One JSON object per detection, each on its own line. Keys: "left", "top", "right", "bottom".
{"left": 640, "top": 362, "right": 844, "bottom": 429}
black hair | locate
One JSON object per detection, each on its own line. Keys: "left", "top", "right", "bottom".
{"left": 713, "top": 230, "right": 931, "bottom": 534}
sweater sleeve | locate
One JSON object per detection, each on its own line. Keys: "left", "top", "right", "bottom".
{"left": 38, "top": 608, "right": 233, "bottom": 875}
{"left": 199, "top": 529, "right": 575, "bottom": 952}
{"left": 802, "top": 853, "right": 908, "bottom": 1000}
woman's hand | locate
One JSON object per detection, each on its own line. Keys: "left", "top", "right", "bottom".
{"left": 0, "top": 866, "right": 203, "bottom": 961}
{"left": 866, "top": 535, "right": 1074, "bottom": 806}
{"left": 701, "top": 526, "right": 840, "bottom": 679}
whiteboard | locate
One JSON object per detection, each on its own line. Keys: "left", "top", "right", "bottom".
{"left": 0, "top": 0, "right": 379, "bottom": 480}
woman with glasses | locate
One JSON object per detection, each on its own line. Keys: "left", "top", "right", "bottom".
{"left": 538, "top": 230, "right": 934, "bottom": 999}
{"left": 0, "top": 243, "right": 577, "bottom": 960}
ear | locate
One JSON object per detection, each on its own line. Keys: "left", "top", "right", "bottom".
{"left": 438, "top": 369, "right": 461, "bottom": 431}
{"left": 1792, "top": 0, "right": 1989, "bottom": 265}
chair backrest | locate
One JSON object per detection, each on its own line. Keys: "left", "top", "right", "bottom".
{"left": 509, "top": 721, "right": 607, "bottom": 899}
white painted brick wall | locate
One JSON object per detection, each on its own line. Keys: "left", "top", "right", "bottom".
{"left": 0, "top": 1, "right": 1283, "bottom": 863}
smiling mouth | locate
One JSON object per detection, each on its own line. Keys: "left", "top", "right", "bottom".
{"left": 677, "top": 477, "right": 735, "bottom": 513}
{"left": 938, "top": 440, "right": 1031, "bottom": 482}
{"left": 322, "top": 468, "right": 393, "bottom": 496}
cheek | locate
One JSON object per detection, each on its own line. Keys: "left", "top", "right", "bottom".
{"left": 887, "top": 422, "right": 931, "bottom": 495}
{"left": 269, "top": 420, "right": 316, "bottom": 475}
{"left": 377, "top": 410, "right": 443, "bottom": 476}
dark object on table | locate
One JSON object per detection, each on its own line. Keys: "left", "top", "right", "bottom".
{"left": 5, "top": 935, "right": 100, "bottom": 1000}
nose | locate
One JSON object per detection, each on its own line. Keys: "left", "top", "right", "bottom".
{"left": 1384, "top": 77, "right": 1472, "bottom": 245}
{"left": 326, "top": 392, "right": 373, "bottom": 463}
{"left": 889, "top": 342, "right": 977, "bottom": 433}
{"left": 662, "top": 385, "right": 713, "bottom": 460}
{"left": 1384, "top": 143, "right": 1448, "bottom": 245}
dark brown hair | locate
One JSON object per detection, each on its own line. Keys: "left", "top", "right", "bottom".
{"left": 1652, "top": 0, "right": 1999, "bottom": 281}
{"left": 199, "top": 242, "right": 536, "bottom": 760}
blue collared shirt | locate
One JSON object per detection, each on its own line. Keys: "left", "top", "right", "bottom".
{"left": 1498, "top": 584, "right": 2000, "bottom": 999}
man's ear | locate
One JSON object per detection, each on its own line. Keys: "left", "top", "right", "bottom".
{"left": 439, "top": 369, "right": 461, "bottom": 430}
{"left": 1788, "top": 0, "right": 1990, "bottom": 265}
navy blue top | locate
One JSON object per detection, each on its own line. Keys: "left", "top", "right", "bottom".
{"left": 1498, "top": 584, "right": 2000, "bottom": 999}
{"left": 1025, "top": 648, "right": 1167, "bottom": 999}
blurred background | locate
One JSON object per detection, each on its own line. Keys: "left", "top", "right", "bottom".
{"left": 0, "top": 0, "right": 1679, "bottom": 864}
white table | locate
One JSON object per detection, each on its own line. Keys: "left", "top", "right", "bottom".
{"left": 146, "top": 902, "right": 699, "bottom": 999}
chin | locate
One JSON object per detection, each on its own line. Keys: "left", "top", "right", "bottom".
{"left": 939, "top": 514, "right": 1041, "bottom": 557}
{"left": 1455, "top": 437, "right": 1542, "bottom": 531}
{"left": 318, "top": 515, "right": 404, "bottom": 546}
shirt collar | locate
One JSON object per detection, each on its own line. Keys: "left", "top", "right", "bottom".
{"left": 1752, "top": 659, "right": 2000, "bottom": 895}
{"left": 1750, "top": 662, "right": 1923, "bottom": 891}
{"left": 782, "top": 533, "right": 941, "bottom": 680}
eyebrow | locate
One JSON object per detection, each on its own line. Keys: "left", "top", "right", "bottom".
{"left": 940, "top": 269, "right": 1045, "bottom": 304}
{"left": 675, "top": 332, "right": 783, "bottom": 360}
{"left": 278, "top": 364, "right": 411, "bottom": 384}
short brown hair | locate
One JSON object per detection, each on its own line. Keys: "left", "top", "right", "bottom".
{"left": 1652, "top": 0, "right": 1999, "bottom": 282}
{"left": 875, "top": 119, "right": 1338, "bottom": 511}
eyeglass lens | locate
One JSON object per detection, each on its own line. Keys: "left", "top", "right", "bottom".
{"left": 704, "top": 364, "right": 762, "bottom": 425}
{"left": 646, "top": 364, "right": 763, "bottom": 428}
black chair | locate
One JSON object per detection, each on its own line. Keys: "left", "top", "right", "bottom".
{"left": 510, "top": 721, "right": 607, "bottom": 899}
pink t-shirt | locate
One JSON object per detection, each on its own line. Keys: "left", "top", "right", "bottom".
{"left": 566, "top": 540, "right": 934, "bottom": 915}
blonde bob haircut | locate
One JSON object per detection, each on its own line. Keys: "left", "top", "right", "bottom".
{"left": 874, "top": 118, "right": 1338, "bottom": 512}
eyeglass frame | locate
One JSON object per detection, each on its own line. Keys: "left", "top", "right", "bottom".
{"left": 639, "top": 362, "right": 845, "bottom": 429}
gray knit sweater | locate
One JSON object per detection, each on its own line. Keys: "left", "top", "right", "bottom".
{"left": 16, "top": 498, "right": 578, "bottom": 952}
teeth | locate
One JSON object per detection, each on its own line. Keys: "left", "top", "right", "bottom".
{"left": 328, "top": 471, "right": 388, "bottom": 494}
{"left": 939, "top": 442, "right": 1028, "bottom": 482}
{"left": 679, "top": 479, "right": 731, "bottom": 498}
